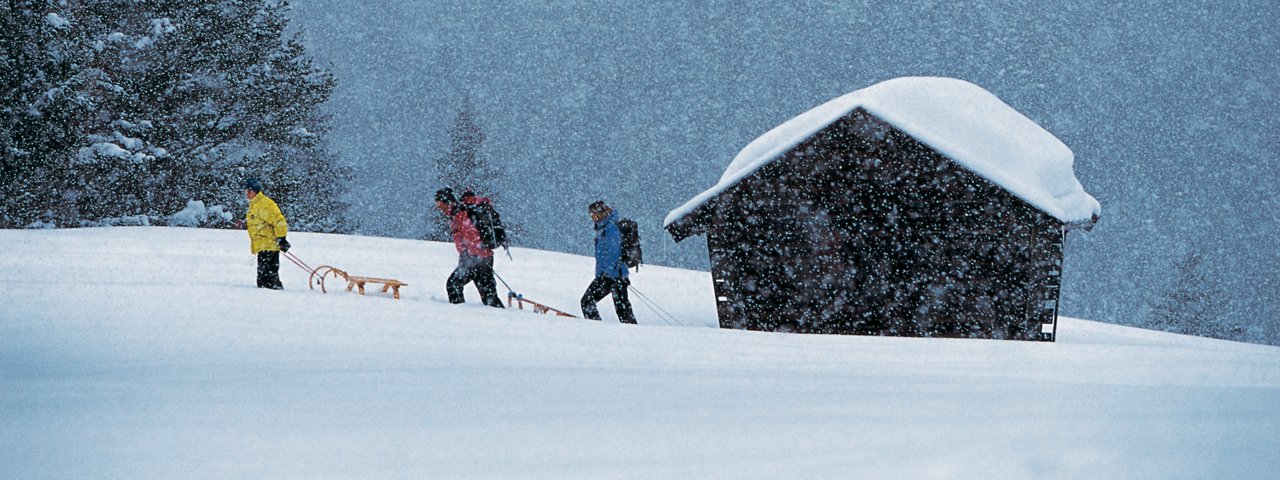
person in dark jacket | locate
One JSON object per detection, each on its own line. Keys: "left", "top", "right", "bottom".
{"left": 436, "top": 188, "right": 504, "bottom": 308}
{"left": 580, "top": 200, "right": 636, "bottom": 324}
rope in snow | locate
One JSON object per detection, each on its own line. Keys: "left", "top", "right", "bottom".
{"left": 628, "top": 284, "right": 686, "bottom": 327}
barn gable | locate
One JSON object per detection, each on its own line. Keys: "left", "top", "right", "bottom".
{"left": 666, "top": 77, "right": 1101, "bottom": 233}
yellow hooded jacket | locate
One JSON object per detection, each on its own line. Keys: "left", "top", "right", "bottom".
{"left": 246, "top": 193, "right": 288, "bottom": 254}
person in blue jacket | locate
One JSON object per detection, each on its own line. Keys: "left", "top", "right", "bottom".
{"left": 581, "top": 200, "right": 636, "bottom": 324}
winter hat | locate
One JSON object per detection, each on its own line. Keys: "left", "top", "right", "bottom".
{"left": 588, "top": 200, "right": 611, "bottom": 216}
{"left": 244, "top": 178, "right": 263, "bottom": 193}
{"left": 435, "top": 188, "right": 456, "bottom": 204}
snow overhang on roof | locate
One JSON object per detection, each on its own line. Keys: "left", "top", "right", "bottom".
{"left": 664, "top": 76, "right": 1102, "bottom": 232}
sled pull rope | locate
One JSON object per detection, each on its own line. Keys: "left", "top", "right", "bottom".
{"left": 282, "top": 251, "right": 314, "bottom": 274}
{"left": 627, "top": 284, "right": 685, "bottom": 327}
{"left": 492, "top": 270, "right": 518, "bottom": 298}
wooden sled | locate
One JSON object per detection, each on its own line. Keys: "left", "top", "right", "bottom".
{"left": 309, "top": 265, "right": 407, "bottom": 300}
{"left": 508, "top": 292, "right": 577, "bottom": 318}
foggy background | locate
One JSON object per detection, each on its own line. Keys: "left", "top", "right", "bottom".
{"left": 286, "top": 0, "right": 1279, "bottom": 330}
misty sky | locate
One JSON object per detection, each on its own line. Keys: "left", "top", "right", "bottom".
{"left": 287, "top": 0, "right": 1279, "bottom": 332}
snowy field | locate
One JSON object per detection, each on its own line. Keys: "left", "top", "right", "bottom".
{"left": 2, "top": 227, "right": 1278, "bottom": 479}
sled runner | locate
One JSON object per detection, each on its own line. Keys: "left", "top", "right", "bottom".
{"left": 507, "top": 292, "right": 577, "bottom": 317}
{"left": 309, "top": 265, "right": 407, "bottom": 300}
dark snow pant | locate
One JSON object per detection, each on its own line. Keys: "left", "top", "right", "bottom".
{"left": 256, "top": 251, "right": 283, "bottom": 290}
{"left": 581, "top": 275, "right": 636, "bottom": 324}
{"left": 446, "top": 255, "right": 504, "bottom": 307}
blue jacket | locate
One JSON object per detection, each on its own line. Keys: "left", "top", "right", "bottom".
{"left": 593, "top": 212, "right": 628, "bottom": 279}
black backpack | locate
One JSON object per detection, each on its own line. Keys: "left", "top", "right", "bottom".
{"left": 465, "top": 200, "right": 507, "bottom": 250}
{"left": 617, "top": 218, "right": 642, "bottom": 270}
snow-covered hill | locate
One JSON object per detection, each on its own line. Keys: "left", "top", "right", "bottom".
{"left": 2, "top": 227, "right": 1278, "bottom": 479}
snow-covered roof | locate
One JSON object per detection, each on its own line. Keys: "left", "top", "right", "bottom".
{"left": 664, "top": 77, "right": 1102, "bottom": 229}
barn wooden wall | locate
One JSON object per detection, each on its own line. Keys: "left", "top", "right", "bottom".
{"left": 701, "top": 109, "right": 1064, "bottom": 340}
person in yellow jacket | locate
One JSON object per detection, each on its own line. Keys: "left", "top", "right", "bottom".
{"left": 244, "top": 178, "right": 290, "bottom": 290}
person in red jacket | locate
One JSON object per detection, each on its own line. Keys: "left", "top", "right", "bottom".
{"left": 436, "top": 188, "right": 504, "bottom": 308}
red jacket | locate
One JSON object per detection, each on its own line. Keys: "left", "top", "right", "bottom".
{"left": 439, "top": 199, "right": 492, "bottom": 258}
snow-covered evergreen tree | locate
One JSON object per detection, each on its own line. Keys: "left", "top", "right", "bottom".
{"left": 435, "top": 97, "right": 496, "bottom": 189}
{"left": 0, "top": 1, "right": 97, "bottom": 228}
{"left": 428, "top": 96, "right": 503, "bottom": 241}
{"left": 1144, "top": 251, "right": 1240, "bottom": 341}
{"left": 1, "top": 0, "right": 353, "bottom": 232}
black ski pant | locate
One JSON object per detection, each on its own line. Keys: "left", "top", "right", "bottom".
{"left": 581, "top": 275, "right": 636, "bottom": 324}
{"left": 256, "top": 251, "right": 283, "bottom": 290}
{"left": 446, "top": 255, "right": 504, "bottom": 307}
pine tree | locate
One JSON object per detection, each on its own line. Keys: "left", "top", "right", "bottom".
{"left": 429, "top": 96, "right": 503, "bottom": 241}
{"left": 1144, "top": 251, "right": 1239, "bottom": 341}
{"left": 1, "top": 0, "right": 354, "bottom": 232}
{"left": 0, "top": 1, "right": 97, "bottom": 227}
{"left": 435, "top": 96, "right": 497, "bottom": 190}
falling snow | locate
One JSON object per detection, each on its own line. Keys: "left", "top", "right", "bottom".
{"left": 285, "top": 0, "right": 1280, "bottom": 342}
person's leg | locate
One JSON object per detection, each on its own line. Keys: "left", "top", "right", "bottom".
{"left": 473, "top": 257, "right": 504, "bottom": 308}
{"left": 268, "top": 251, "right": 283, "bottom": 289}
{"left": 610, "top": 278, "right": 636, "bottom": 324}
{"left": 256, "top": 252, "right": 269, "bottom": 288}
{"left": 446, "top": 257, "right": 471, "bottom": 304}
{"left": 580, "top": 276, "right": 612, "bottom": 320}
{"left": 258, "top": 251, "right": 282, "bottom": 290}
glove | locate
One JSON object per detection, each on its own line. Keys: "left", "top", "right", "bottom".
{"left": 276, "top": 236, "right": 290, "bottom": 253}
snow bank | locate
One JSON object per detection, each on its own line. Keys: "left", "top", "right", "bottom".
{"left": 167, "top": 200, "right": 233, "bottom": 227}
{"left": 666, "top": 77, "right": 1102, "bottom": 228}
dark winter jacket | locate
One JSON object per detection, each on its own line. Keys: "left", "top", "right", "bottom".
{"left": 593, "top": 211, "right": 627, "bottom": 279}
{"left": 439, "top": 199, "right": 492, "bottom": 258}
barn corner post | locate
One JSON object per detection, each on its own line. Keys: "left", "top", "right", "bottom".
{"left": 1021, "top": 216, "right": 1068, "bottom": 342}
{"left": 1050, "top": 229, "right": 1066, "bottom": 341}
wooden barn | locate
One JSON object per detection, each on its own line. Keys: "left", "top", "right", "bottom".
{"left": 664, "top": 77, "right": 1100, "bottom": 341}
